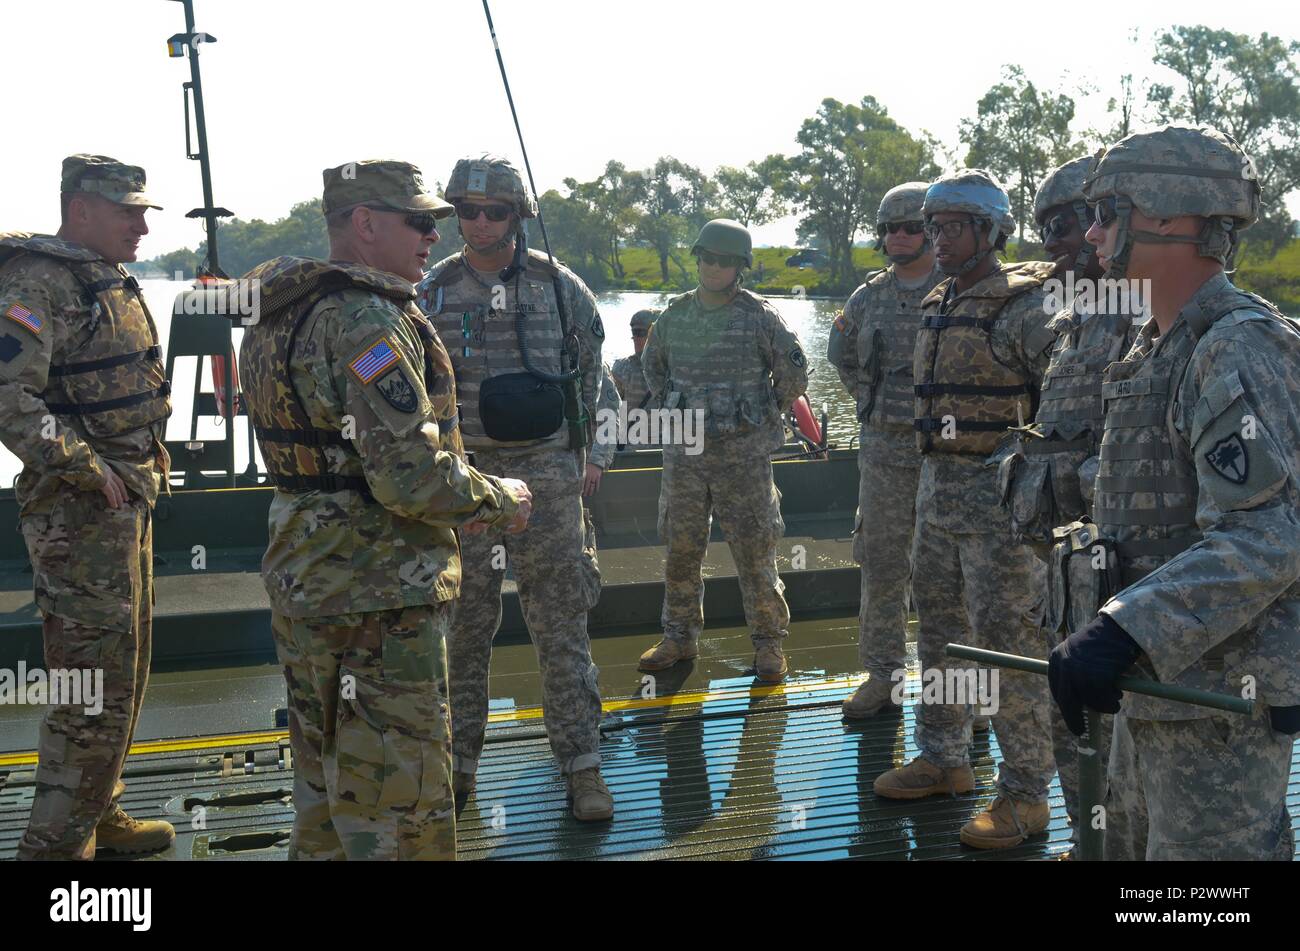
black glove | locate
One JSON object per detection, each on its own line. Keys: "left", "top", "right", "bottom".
{"left": 1049, "top": 613, "right": 1142, "bottom": 737}
{"left": 1270, "top": 705, "right": 1300, "bottom": 735}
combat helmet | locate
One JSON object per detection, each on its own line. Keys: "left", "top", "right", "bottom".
{"left": 444, "top": 154, "right": 537, "bottom": 219}
{"left": 691, "top": 219, "right": 753, "bottom": 268}
{"left": 923, "top": 170, "right": 1015, "bottom": 275}
{"left": 1033, "top": 156, "right": 1097, "bottom": 277}
{"left": 1082, "top": 125, "right": 1261, "bottom": 279}
{"left": 875, "top": 181, "right": 931, "bottom": 264}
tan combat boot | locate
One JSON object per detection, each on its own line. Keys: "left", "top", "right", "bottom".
{"left": 842, "top": 676, "right": 900, "bottom": 720}
{"left": 638, "top": 637, "right": 698, "bottom": 672}
{"left": 95, "top": 805, "right": 176, "bottom": 856}
{"left": 753, "top": 639, "right": 787, "bottom": 683}
{"left": 567, "top": 768, "right": 614, "bottom": 822}
{"left": 959, "top": 795, "right": 1050, "bottom": 849}
{"left": 873, "top": 756, "right": 976, "bottom": 800}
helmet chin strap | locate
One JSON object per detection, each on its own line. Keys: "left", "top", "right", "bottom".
{"left": 1104, "top": 197, "right": 1233, "bottom": 281}
{"left": 1069, "top": 200, "right": 1097, "bottom": 278}
{"left": 458, "top": 213, "right": 519, "bottom": 255}
{"left": 887, "top": 236, "right": 931, "bottom": 266}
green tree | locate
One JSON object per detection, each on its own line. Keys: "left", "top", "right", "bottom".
{"left": 635, "top": 156, "right": 713, "bottom": 283}
{"left": 537, "top": 187, "right": 608, "bottom": 289}
{"left": 960, "top": 65, "right": 1080, "bottom": 243}
{"left": 715, "top": 155, "right": 789, "bottom": 227}
{"left": 782, "top": 97, "right": 939, "bottom": 289}
{"left": 1146, "top": 25, "right": 1300, "bottom": 254}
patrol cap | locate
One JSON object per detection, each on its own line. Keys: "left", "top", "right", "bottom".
{"left": 321, "top": 160, "right": 454, "bottom": 218}
{"left": 61, "top": 154, "right": 163, "bottom": 210}
{"left": 630, "top": 309, "right": 658, "bottom": 332}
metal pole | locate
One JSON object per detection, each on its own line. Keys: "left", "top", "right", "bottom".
{"left": 178, "top": 0, "right": 222, "bottom": 277}
{"left": 945, "top": 643, "right": 1255, "bottom": 861}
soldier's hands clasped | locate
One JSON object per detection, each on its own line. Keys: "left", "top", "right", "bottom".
{"left": 499, "top": 478, "right": 533, "bottom": 534}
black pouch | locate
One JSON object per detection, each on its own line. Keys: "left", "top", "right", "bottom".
{"left": 479, "top": 372, "right": 566, "bottom": 441}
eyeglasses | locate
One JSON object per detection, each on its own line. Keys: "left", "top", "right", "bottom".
{"left": 455, "top": 202, "right": 513, "bottom": 223}
{"left": 1092, "top": 196, "right": 1119, "bottom": 228}
{"left": 1039, "top": 213, "right": 1075, "bottom": 243}
{"left": 923, "top": 219, "right": 972, "bottom": 240}
{"left": 879, "top": 221, "right": 925, "bottom": 236}
{"left": 631, "top": 329, "right": 649, "bottom": 339}
{"left": 404, "top": 213, "right": 439, "bottom": 237}
{"left": 696, "top": 250, "right": 744, "bottom": 268}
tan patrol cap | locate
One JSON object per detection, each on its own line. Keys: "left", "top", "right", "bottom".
{"left": 61, "top": 154, "right": 163, "bottom": 210}
{"left": 322, "top": 160, "right": 454, "bottom": 218}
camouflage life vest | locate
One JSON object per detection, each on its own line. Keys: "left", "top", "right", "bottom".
{"left": 0, "top": 233, "right": 171, "bottom": 439}
{"left": 659, "top": 288, "right": 778, "bottom": 438}
{"left": 854, "top": 268, "right": 940, "bottom": 431}
{"left": 239, "top": 256, "right": 460, "bottom": 499}
{"left": 914, "top": 261, "right": 1056, "bottom": 455}
{"left": 422, "top": 250, "right": 570, "bottom": 450}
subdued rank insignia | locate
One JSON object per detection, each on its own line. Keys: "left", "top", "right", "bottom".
{"left": 789, "top": 347, "right": 806, "bottom": 368}
{"left": 1205, "top": 433, "right": 1248, "bottom": 485}
{"left": 375, "top": 366, "right": 418, "bottom": 413}
{"left": 0, "top": 334, "right": 23, "bottom": 363}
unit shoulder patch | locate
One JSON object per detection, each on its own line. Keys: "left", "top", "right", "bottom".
{"left": 375, "top": 366, "right": 418, "bottom": 413}
{"left": 1204, "top": 433, "right": 1249, "bottom": 486}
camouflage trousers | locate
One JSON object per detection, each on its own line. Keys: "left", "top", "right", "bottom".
{"left": 17, "top": 491, "right": 153, "bottom": 861}
{"left": 1104, "top": 710, "right": 1295, "bottom": 861}
{"left": 658, "top": 439, "right": 789, "bottom": 645}
{"left": 852, "top": 439, "right": 920, "bottom": 677}
{"left": 1047, "top": 628, "right": 1113, "bottom": 850}
{"left": 272, "top": 602, "right": 456, "bottom": 861}
{"left": 911, "top": 519, "right": 1055, "bottom": 803}
{"left": 451, "top": 447, "right": 602, "bottom": 777}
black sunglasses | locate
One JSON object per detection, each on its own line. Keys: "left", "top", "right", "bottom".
{"left": 631, "top": 329, "right": 649, "bottom": 339}
{"left": 1039, "top": 213, "right": 1074, "bottom": 243}
{"left": 879, "top": 221, "right": 925, "bottom": 236}
{"left": 1093, "top": 196, "right": 1119, "bottom": 228}
{"left": 404, "top": 213, "right": 439, "bottom": 237}
{"left": 455, "top": 202, "right": 513, "bottom": 223}
{"left": 697, "top": 250, "right": 744, "bottom": 268}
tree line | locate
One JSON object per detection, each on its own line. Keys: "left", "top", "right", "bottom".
{"left": 138, "top": 25, "right": 1300, "bottom": 296}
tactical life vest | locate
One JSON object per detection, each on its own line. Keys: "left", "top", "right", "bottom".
{"left": 423, "top": 250, "right": 571, "bottom": 450}
{"left": 660, "top": 288, "right": 778, "bottom": 438}
{"left": 0, "top": 233, "right": 171, "bottom": 439}
{"left": 913, "top": 261, "right": 1056, "bottom": 455}
{"left": 854, "top": 268, "right": 939, "bottom": 431}
{"left": 239, "top": 256, "right": 460, "bottom": 500}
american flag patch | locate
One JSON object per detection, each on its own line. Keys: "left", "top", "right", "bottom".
{"left": 348, "top": 338, "right": 401, "bottom": 384}
{"left": 5, "top": 303, "right": 42, "bottom": 335}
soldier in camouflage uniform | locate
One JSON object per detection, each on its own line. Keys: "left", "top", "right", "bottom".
{"left": 0, "top": 156, "right": 176, "bottom": 860}
{"left": 827, "top": 182, "right": 940, "bottom": 719}
{"left": 1000, "top": 156, "right": 1139, "bottom": 856}
{"left": 585, "top": 362, "right": 621, "bottom": 493}
{"left": 872, "top": 171, "right": 1060, "bottom": 850}
{"left": 1050, "top": 126, "right": 1300, "bottom": 861}
{"left": 239, "top": 161, "right": 528, "bottom": 860}
{"left": 416, "top": 155, "right": 612, "bottom": 822}
{"left": 637, "top": 220, "right": 809, "bottom": 683}
{"left": 610, "top": 309, "right": 658, "bottom": 442}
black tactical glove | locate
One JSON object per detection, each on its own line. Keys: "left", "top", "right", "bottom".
{"left": 1270, "top": 705, "right": 1300, "bottom": 735}
{"left": 1049, "top": 612, "right": 1142, "bottom": 736}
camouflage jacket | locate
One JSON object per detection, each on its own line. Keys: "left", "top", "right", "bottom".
{"left": 0, "top": 234, "right": 170, "bottom": 515}
{"left": 611, "top": 352, "right": 651, "bottom": 411}
{"left": 240, "top": 256, "right": 519, "bottom": 618}
{"left": 589, "top": 362, "right": 620, "bottom": 470}
{"left": 1098, "top": 274, "right": 1300, "bottom": 716}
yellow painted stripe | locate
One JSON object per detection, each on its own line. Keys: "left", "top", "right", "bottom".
{"left": 0, "top": 673, "right": 888, "bottom": 768}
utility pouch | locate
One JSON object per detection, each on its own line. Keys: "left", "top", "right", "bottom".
{"left": 478, "top": 371, "right": 566, "bottom": 442}
{"left": 1051, "top": 519, "right": 1122, "bottom": 634}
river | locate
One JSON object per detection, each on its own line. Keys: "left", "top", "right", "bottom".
{"left": 0, "top": 281, "right": 859, "bottom": 487}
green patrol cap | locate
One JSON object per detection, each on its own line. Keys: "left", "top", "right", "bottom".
{"left": 322, "top": 160, "right": 454, "bottom": 218}
{"left": 630, "top": 309, "right": 658, "bottom": 332}
{"left": 61, "top": 154, "right": 162, "bottom": 210}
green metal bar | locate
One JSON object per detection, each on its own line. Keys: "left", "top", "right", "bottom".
{"left": 945, "top": 642, "right": 1254, "bottom": 862}
{"left": 945, "top": 644, "right": 1254, "bottom": 716}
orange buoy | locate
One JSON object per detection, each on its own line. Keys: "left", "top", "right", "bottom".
{"left": 212, "top": 350, "right": 240, "bottom": 418}
{"left": 791, "top": 394, "right": 823, "bottom": 446}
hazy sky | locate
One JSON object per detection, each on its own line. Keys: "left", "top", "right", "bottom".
{"left": 6, "top": 0, "right": 1298, "bottom": 255}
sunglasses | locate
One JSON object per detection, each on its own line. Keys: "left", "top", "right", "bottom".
{"left": 879, "top": 221, "right": 925, "bottom": 236}
{"left": 1039, "top": 213, "right": 1074, "bottom": 243}
{"left": 455, "top": 202, "right": 513, "bottom": 223}
{"left": 1093, "top": 196, "right": 1119, "bottom": 228}
{"left": 923, "top": 219, "right": 972, "bottom": 240}
{"left": 696, "top": 250, "right": 744, "bottom": 268}
{"left": 631, "top": 329, "right": 649, "bottom": 339}
{"left": 404, "top": 213, "right": 439, "bottom": 237}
